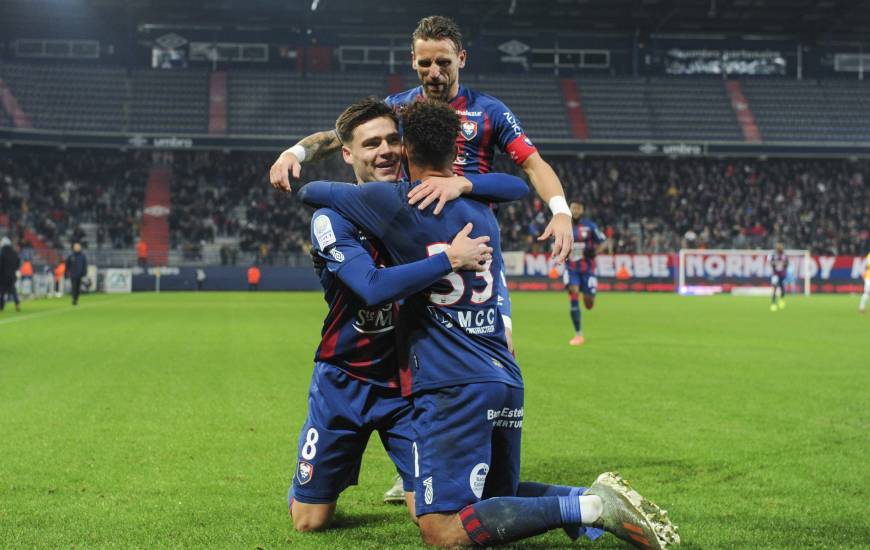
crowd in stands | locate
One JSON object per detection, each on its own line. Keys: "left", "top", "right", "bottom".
{"left": 0, "top": 149, "right": 147, "bottom": 256}
{"left": 3, "top": 148, "right": 868, "bottom": 264}
{"left": 495, "top": 156, "right": 870, "bottom": 256}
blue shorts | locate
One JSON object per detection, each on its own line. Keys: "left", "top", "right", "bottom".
{"left": 292, "top": 363, "right": 415, "bottom": 504}
{"left": 563, "top": 269, "right": 597, "bottom": 296}
{"left": 412, "top": 382, "right": 524, "bottom": 516}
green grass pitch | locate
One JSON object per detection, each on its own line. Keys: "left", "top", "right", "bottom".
{"left": 1, "top": 291, "right": 868, "bottom": 549}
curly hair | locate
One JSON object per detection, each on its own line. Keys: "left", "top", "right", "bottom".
{"left": 335, "top": 97, "right": 398, "bottom": 145}
{"left": 401, "top": 99, "right": 459, "bottom": 170}
{"left": 411, "top": 15, "right": 463, "bottom": 53}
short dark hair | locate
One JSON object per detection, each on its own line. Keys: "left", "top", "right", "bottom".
{"left": 412, "top": 15, "right": 463, "bottom": 53}
{"left": 335, "top": 97, "right": 398, "bottom": 145}
{"left": 401, "top": 98, "right": 459, "bottom": 170}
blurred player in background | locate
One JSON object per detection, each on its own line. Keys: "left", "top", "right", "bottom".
{"left": 288, "top": 98, "right": 526, "bottom": 532}
{"left": 768, "top": 243, "right": 788, "bottom": 311}
{"left": 270, "top": 15, "right": 574, "bottom": 265}
{"left": 299, "top": 99, "right": 679, "bottom": 550}
{"left": 65, "top": 242, "right": 88, "bottom": 306}
{"left": 564, "top": 201, "right": 606, "bottom": 346}
{"left": 0, "top": 237, "right": 21, "bottom": 312}
{"left": 859, "top": 251, "right": 870, "bottom": 313}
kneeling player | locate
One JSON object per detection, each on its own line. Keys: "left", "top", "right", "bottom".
{"left": 289, "top": 98, "right": 527, "bottom": 530}
{"left": 563, "top": 201, "right": 606, "bottom": 345}
{"left": 768, "top": 243, "right": 788, "bottom": 311}
{"left": 300, "top": 99, "right": 680, "bottom": 549}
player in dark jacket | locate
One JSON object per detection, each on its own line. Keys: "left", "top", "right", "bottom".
{"left": 0, "top": 237, "right": 21, "bottom": 312}
{"left": 65, "top": 242, "right": 88, "bottom": 306}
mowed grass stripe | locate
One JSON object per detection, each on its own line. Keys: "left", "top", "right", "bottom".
{"left": 1, "top": 292, "right": 867, "bottom": 548}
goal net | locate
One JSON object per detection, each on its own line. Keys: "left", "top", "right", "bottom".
{"left": 678, "top": 249, "right": 811, "bottom": 296}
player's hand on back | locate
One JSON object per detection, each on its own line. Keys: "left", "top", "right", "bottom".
{"left": 445, "top": 223, "right": 492, "bottom": 272}
{"left": 269, "top": 149, "right": 303, "bottom": 193}
{"left": 538, "top": 213, "right": 573, "bottom": 264}
{"left": 408, "top": 176, "right": 473, "bottom": 215}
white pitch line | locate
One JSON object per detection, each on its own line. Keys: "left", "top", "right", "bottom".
{"left": 0, "top": 295, "right": 134, "bottom": 326}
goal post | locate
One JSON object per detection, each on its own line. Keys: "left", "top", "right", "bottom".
{"left": 677, "top": 249, "right": 812, "bottom": 296}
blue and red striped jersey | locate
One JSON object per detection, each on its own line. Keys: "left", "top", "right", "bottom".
{"left": 384, "top": 85, "right": 538, "bottom": 176}
{"left": 567, "top": 219, "right": 606, "bottom": 273}
{"left": 300, "top": 178, "right": 529, "bottom": 397}
{"left": 768, "top": 253, "right": 789, "bottom": 277}
{"left": 312, "top": 212, "right": 400, "bottom": 387}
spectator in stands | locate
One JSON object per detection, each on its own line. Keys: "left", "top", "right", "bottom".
{"left": 137, "top": 240, "right": 148, "bottom": 267}
{"left": 0, "top": 237, "right": 21, "bottom": 312}
{"left": 247, "top": 264, "right": 261, "bottom": 291}
{"left": 65, "top": 242, "right": 88, "bottom": 306}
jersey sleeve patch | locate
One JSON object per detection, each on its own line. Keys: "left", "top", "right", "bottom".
{"left": 313, "top": 214, "right": 337, "bottom": 250}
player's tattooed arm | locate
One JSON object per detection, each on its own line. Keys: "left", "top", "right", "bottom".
{"left": 269, "top": 130, "right": 342, "bottom": 192}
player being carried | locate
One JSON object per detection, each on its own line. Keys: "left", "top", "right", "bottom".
{"left": 299, "top": 98, "right": 679, "bottom": 549}
{"left": 288, "top": 98, "right": 530, "bottom": 531}
{"left": 270, "top": 15, "right": 574, "bottom": 264}
{"left": 768, "top": 243, "right": 789, "bottom": 312}
{"left": 564, "top": 201, "right": 606, "bottom": 346}
{"left": 859, "top": 251, "right": 870, "bottom": 313}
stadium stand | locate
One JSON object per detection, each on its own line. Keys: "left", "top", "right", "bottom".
{"left": 2, "top": 62, "right": 870, "bottom": 144}
{"left": 4, "top": 147, "right": 867, "bottom": 266}
{"left": 129, "top": 69, "right": 209, "bottom": 134}
{"left": 227, "top": 71, "right": 383, "bottom": 136}
{"left": 742, "top": 78, "right": 870, "bottom": 142}
{"left": 0, "top": 62, "right": 126, "bottom": 132}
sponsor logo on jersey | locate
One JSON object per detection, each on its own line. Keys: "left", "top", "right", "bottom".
{"left": 469, "top": 463, "right": 489, "bottom": 499}
{"left": 454, "top": 151, "right": 468, "bottom": 165}
{"left": 487, "top": 407, "right": 524, "bottom": 428}
{"left": 423, "top": 476, "right": 434, "bottom": 505}
{"left": 460, "top": 121, "right": 478, "bottom": 140}
{"left": 456, "top": 110, "right": 482, "bottom": 117}
{"left": 352, "top": 304, "right": 395, "bottom": 334}
{"left": 296, "top": 461, "right": 314, "bottom": 485}
{"left": 329, "top": 248, "right": 344, "bottom": 262}
{"left": 523, "top": 136, "right": 534, "bottom": 148}
{"left": 313, "top": 215, "right": 336, "bottom": 249}
{"left": 456, "top": 307, "right": 497, "bottom": 334}
{"left": 427, "top": 306, "right": 454, "bottom": 328}
{"left": 502, "top": 111, "right": 522, "bottom": 136}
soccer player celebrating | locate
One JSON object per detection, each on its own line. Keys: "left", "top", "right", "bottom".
{"left": 270, "top": 15, "right": 574, "bottom": 264}
{"left": 289, "top": 98, "right": 529, "bottom": 531}
{"left": 299, "top": 99, "right": 679, "bottom": 549}
{"left": 768, "top": 243, "right": 789, "bottom": 311}
{"left": 859, "top": 251, "right": 870, "bottom": 313}
{"left": 564, "top": 201, "right": 606, "bottom": 346}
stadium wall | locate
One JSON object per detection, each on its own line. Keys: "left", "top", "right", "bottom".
{"left": 121, "top": 255, "right": 865, "bottom": 293}
{"left": 504, "top": 253, "right": 867, "bottom": 294}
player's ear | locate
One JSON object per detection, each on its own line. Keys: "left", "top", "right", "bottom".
{"left": 411, "top": 51, "right": 417, "bottom": 70}
{"left": 341, "top": 145, "right": 353, "bottom": 166}
{"left": 457, "top": 49, "right": 467, "bottom": 69}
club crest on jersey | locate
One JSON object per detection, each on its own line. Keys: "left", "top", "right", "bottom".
{"left": 296, "top": 461, "right": 314, "bottom": 485}
{"left": 469, "top": 463, "right": 489, "bottom": 499}
{"left": 460, "top": 121, "right": 478, "bottom": 140}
